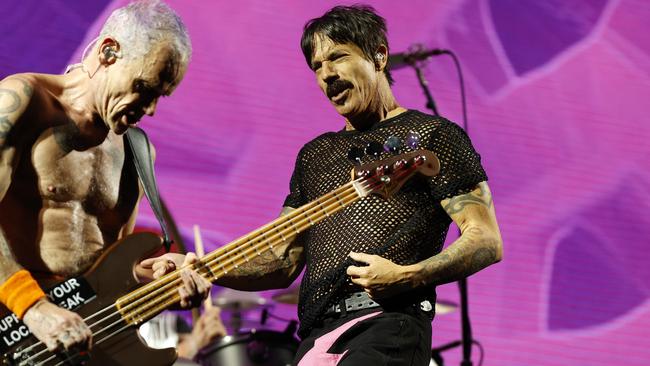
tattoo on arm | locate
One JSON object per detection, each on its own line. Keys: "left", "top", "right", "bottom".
{"left": 0, "top": 116, "right": 12, "bottom": 139}
{"left": 14, "top": 78, "right": 33, "bottom": 98}
{"left": 0, "top": 78, "right": 32, "bottom": 142}
{"left": 230, "top": 245, "right": 298, "bottom": 279}
{"left": 0, "top": 89, "right": 21, "bottom": 114}
{"left": 0, "top": 88, "right": 21, "bottom": 140}
{"left": 219, "top": 237, "right": 304, "bottom": 291}
{"left": 418, "top": 227, "right": 498, "bottom": 286}
{"left": 443, "top": 182, "right": 493, "bottom": 215}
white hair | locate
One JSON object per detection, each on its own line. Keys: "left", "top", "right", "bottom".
{"left": 96, "top": 0, "right": 191, "bottom": 64}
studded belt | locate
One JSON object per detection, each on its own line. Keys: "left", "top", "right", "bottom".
{"left": 324, "top": 292, "right": 380, "bottom": 317}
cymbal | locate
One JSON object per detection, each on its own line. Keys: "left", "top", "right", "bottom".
{"left": 212, "top": 288, "right": 269, "bottom": 311}
{"left": 271, "top": 286, "right": 299, "bottom": 305}
{"left": 434, "top": 299, "right": 457, "bottom": 315}
{"left": 271, "top": 287, "right": 457, "bottom": 314}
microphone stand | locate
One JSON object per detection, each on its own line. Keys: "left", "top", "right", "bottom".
{"left": 413, "top": 63, "right": 440, "bottom": 116}
{"left": 458, "top": 277, "right": 473, "bottom": 366}
{"left": 403, "top": 54, "right": 473, "bottom": 366}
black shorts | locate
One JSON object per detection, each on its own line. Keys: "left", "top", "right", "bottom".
{"left": 294, "top": 307, "right": 433, "bottom": 365}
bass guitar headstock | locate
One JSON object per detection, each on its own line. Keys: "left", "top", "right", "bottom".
{"left": 353, "top": 149, "right": 440, "bottom": 199}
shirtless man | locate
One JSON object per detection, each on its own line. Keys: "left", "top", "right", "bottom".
{"left": 0, "top": 1, "right": 209, "bottom": 353}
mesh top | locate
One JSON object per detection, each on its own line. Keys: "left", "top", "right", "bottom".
{"left": 283, "top": 110, "right": 487, "bottom": 337}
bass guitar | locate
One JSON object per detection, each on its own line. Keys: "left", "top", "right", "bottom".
{"left": 1, "top": 150, "right": 439, "bottom": 365}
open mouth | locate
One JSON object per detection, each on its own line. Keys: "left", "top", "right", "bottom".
{"left": 327, "top": 80, "right": 353, "bottom": 102}
{"left": 330, "top": 89, "right": 349, "bottom": 104}
{"left": 120, "top": 111, "right": 143, "bottom": 127}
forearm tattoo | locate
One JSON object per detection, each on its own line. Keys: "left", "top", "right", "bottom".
{"left": 229, "top": 245, "right": 298, "bottom": 279}
{"left": 420, "top": 227, "right": 498, "bottom": 285}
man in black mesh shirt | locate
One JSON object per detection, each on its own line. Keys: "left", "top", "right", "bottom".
{"left": 196, "top": 5, "right": 503, "bottom": 365}
{"left": 279, "top": 6, "right": 503, "bottom": 364}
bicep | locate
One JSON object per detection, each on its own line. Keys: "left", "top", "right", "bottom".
{"left": 0, "top": 77, "right": 32, "bottom": 145}
{"left": 440, "top": 181, "right": 499, "bottom": 235}
{"left": 0, "top": 77, "right": 33, "bottom": 199}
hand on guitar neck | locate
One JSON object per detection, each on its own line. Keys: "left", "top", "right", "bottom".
{"left": 138, "top": 252, "right": 212, "bottom": 308}
{"left": 15, "top": 251, "right": 211, "bottom": 356}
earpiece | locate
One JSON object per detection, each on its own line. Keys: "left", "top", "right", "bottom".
{"left": 102, "top": 46, "right": 122, "bottom": 62}
{"left": 374, "top": 53, "right": 385, "bottom": 69}
{"left": 103, "top": 47, "right": 116, "bottom": 59}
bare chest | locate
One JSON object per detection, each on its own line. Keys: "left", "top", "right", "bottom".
{"left": 30, "top": 128, "right": 130, "bottom": 211}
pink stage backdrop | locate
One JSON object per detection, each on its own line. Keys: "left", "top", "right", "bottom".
{"left": 1, "top": 1, "right": 649, "bottom": 365}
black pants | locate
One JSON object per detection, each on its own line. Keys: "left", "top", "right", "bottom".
{"left": 294, "top": 307, "right": 433, "bottom": 365}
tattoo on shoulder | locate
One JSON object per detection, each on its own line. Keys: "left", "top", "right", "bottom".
{"left": 443, "top": 183, "right": 493, "bottom": 215}
{"left": 0, "top": 88, "right": 21, "bottom": 114}
{"left": 0, "top": 116, "right": 12, "bottom": 139}
{"left": 13, "top": 78, "right": 33, "bottom": 98}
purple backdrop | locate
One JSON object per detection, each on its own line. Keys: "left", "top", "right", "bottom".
{"left": 2, "top": 0, "right": 649, "bottom": 364}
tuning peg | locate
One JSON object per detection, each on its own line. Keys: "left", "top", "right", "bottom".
{"left": 383, "top": 136, "right": 402, "bottom": 154}
{"left": 375, "top": 164, "right": 391, "bottom": 176}
{"left": 406, "top": 130, "right": 422, "bottom": 150}
{"left": 365, "top": 141, "right": 383, "bottom": 158}
{"left": 413, "top": 154, "right": 427, "bottom": 166}
{"left": 393, "top": 159, "right": 408, "bottom": 171}
{"left": 347, "top": 146, "right": 365, "bottom": 165}
{"left": 356, "top": 169, "right": 371, "bottom": 178}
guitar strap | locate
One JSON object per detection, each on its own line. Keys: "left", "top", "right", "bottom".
{"left": 125, "top": 127, "right": 172, "bottom": 251}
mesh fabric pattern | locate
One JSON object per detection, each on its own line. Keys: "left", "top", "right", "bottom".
{"left": 283, "top": 110, "right": 487, "bottom": 337}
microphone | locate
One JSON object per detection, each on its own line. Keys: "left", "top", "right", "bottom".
{"left": 388, "top": 45, "right": 449, "bottom": 70}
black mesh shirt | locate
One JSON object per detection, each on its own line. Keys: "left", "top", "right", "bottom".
{"left": 283, "top": 110, "right": 487, "bottom": 338}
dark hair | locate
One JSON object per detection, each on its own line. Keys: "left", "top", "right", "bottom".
{"left": 300, "top": 4, "right": 394, "bottom": 85}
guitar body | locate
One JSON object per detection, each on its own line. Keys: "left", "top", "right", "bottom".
{"left": 1, "top": 232, "right": 177, "bottom": 366}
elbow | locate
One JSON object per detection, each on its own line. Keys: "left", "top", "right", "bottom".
{"left": 466, "top": 224, "right": 503, "bottom": 265}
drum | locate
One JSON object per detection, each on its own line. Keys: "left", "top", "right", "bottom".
{"left": 174, "top": 357, "right": 201, "bottom": 366}
{"left": 197, "top": 329, "right": 299, "bottom": 366}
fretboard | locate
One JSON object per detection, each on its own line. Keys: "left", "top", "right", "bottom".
{"left": 115, "top": 177, "right": 368, "bottom": 325}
